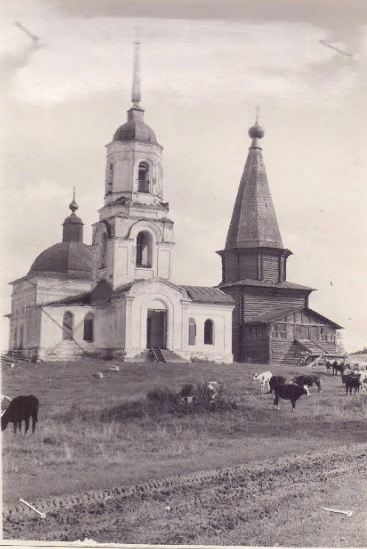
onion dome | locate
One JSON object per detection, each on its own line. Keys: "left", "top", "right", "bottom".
{"left": 248, "top": 121, "right": 265, "bottom": 139}
{"left": 113, "top": 108, "right": 158, "bottom": 144}
{"left": 113, "top": 41, "right": 158, "bottom": 145}
{"left": 29, "top": 193, "right": 92, "bottom": 279}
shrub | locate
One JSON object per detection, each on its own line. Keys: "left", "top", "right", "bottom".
{"left": 146, "top": 386, "right": 178, "bottom": 405}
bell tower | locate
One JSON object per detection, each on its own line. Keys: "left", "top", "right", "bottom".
{"left": 103, "top": 41, "right": 164, "bottom": 206}
{"left": 92, "top": 42, "right": 175, "bottom": 289}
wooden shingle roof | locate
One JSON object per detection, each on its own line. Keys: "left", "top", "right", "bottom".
{"left": 219, "top": 279, "right": 314, "bottom": 291}
{"left": 245, "top": 306, "right": 342, "bottom": 329}
{"left": 225, "top": 127, "right": 284, "bottom": 250}
{"left": 180, "top": 285, "right": 234, "bottom": 305}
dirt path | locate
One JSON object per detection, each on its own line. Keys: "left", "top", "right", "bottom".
{"left": 4, "top": 443, "right": 367, "bottom": 546}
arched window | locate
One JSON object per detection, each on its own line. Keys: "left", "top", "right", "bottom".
{"left": 136, "top": 231, "right": 152, "bottom": 268}
{"left": 99, "top": 233, "right": 108, "bottom": 268}
{"left": 138, "top": 162, "right": 149, "bottom": 193}
{"left": 83, "top": 312, "right": 94, "bottom": 342}
{"left": 204, "top": 319, "right": 214, "bottom": 345}
{"left": 62, "top": 311, "right": 74, "bottom": 340}
{"left": 107, "top": 162, "right": 114, "bottom": 194}
{"left": 188, "top": 318, "right": 196, "bottom": 346}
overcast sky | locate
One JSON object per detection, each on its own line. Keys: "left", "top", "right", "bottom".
{"left": 0, "top": 0, "right": 366, "bottom": 352}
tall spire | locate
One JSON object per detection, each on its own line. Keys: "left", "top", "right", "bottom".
{"left": 131, "top": 41, "right": 141, "bottom": 107}
{"left": 225, "top": 117, "right": 283, "bottom": 250}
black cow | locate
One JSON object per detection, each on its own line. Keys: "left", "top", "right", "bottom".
{"left": 341, "top": 374, "right": 361, "bottom": 395}
{"left": 267, "top": 375, "right": 286, "bottom": 394}
{"left": 273, "top": 384, "right": 309, "bottom": 412}
{"left": 292, "top": 374, "right": 321, "bottom": 392}
{"left": 1, "top": 395, "right": 39, "bottom": 433}
{"left": 177, "top": 384, "right": 197, "bottom": 404}
{"left": 332, "top": 362, "right": 346, "bottom": 376}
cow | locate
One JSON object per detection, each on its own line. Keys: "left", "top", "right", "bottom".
{"left": 273, "top": 384, "right": 309, "bottom": 411}
{"left": 1, "top": 395, "right": 39, "bottom": 434}
{"left": 177, "top": 383, "right": 197, "bottom": 403}
{"left": 207, "top": 381, "right": 220, "bottom": 401}
{"left": 266, "top": 375, "right": 286, "bottom": 394}
{"left": 292, "top": 374, "right": 321, "bottom": 392}
{"left": 253, "top": 371, "right": 272, "bottom": 393}
{"left": 341, "top": 374, "right": 362, "bottom": 395}
{"left": 332, "top": 362, "right": 346, "bottom": 376}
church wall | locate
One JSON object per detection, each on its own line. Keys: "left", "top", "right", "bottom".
{"left": 39, "top": 305, "right": 95, "bottom": 357}
{"left": 110, "top": 239, "right": 130, "bottom": 288}
{"left": 125, "top": 282, "right": 185, "bottom": 357}
{"left": 105, "top": 140, "right": 163, "bottom": 205}
{"left": 221, "top": 250, "right": 238, "bottom": 283}
{"left": 182, "top": 303, "right": 233, "bottom": 363}
{"left": 157, "top": 246, "right": 171, "bottom": 279}
{"left": 243, "top": 287, "right": 308, "bottom": 321}
{"left": 93, "top": 215, "right": 174, "bottom": 289}
{"left": 238, "top": 250, "right": 258, "bottom": 280}
{"left": 217, "top": 286, "right": 242, "bottom": 362}
{"left": 9, "top": 280, "right": 37, "bottom": 351}
{"left": 262, "top": 252, "right": 281, "bottom": 283}
{"left": 35, "top": 276, "right": 92, "bottom": 305}
{"left": 122, "top": 280, "right": 233, "bottom": 363}
{"left": 242, "top": 326, "right": 270, "bottom": 364}
{"left": 93, "top": 301, "right": 126, "bottom": 351}
{"left": 268, "top": 311, "right": 338, "bottom": 364}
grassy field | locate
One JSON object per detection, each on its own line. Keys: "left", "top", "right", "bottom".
{"left": 2, "top": 358, "right": 367, "bottom": 544}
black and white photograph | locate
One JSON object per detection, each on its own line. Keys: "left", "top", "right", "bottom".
{"left": 1, "top": 0, "right": 366, "bottom": 546}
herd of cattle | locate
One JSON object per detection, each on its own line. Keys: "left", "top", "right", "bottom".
{"left": 1, "top": 359, "right": 367, "bottom": 433}
{"left": 253, "top": 360, "right": 367, "bottom": 411}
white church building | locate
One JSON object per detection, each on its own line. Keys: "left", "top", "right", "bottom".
{"left": 7, "top": 44, "right": 234, "bottom": 364}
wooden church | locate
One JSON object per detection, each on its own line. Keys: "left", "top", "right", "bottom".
{"left": 218, "top": 120, "right": 342, "bottom": 364}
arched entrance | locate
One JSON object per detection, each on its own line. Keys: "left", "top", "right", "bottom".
{"left": 146, "top": 300, "right": 167, "bottom": 349}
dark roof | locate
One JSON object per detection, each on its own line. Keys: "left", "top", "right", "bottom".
{"left": 225, "top": 132, "right": 284, "bottom": 250}
{"left": 219, "top": 278, "right": 314, "bottom": 291}
{"left": 113, "top": 120, "right": 157, "bottom": 144}
{"left": 245, "top": 306, "right": 342, "bottom": 329}
{"left": 245, "top": 305, "right": 303, "bottom": 324}
{"left": 180, "top": 285, "right": 234, "bottom": 304}
{"left": 63, "top": 213, "right": 83, "bottom": 225}
{"left": 44, "top": 282, "right": 234, "bottom": 308}
{"left": 43, "top": 280, "right": 134, "bottom": 307}
{"left": 29, "top": 242, "right": 92, "bottom": 279}
{"left": 44, "top": 291, "right": 92, "bottom": 307}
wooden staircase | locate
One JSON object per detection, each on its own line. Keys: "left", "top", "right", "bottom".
{"left": 148, "top": 348, "right": 166, "bottom": 363}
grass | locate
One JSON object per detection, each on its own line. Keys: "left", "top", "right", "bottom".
{"left": 2, "top": 358, "right": 367, "bottom": 545}
{"left": 2, "top": 358, "right": 366, "bottom": 507}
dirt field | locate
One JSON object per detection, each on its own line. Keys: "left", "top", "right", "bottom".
{"left": 2, "top": 358, "right": 367, "bottom": 545}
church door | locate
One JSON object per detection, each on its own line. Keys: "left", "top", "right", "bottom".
{"left": 147, "top": 310, "right": 167, "bottom": 349}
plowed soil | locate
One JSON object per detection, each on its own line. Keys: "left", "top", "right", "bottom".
{"left": 4, "top": 443, "right": 367, "bottom": 546}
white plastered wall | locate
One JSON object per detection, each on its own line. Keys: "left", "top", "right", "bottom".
{"left": 181, "top": 303, "right": 234, "bottom": 364}
{"left": 123, "top": 279, "right": 233, "bottom": 364}
{"left": 124, "top": 278, "right": 188, "bottom": 359}
{"left": 39, "top": 305, "right": 94, "bottom": 356}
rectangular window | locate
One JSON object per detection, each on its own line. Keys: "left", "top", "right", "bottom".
{"left": 274, "top": 323, "right": 287, "bottom": 339}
